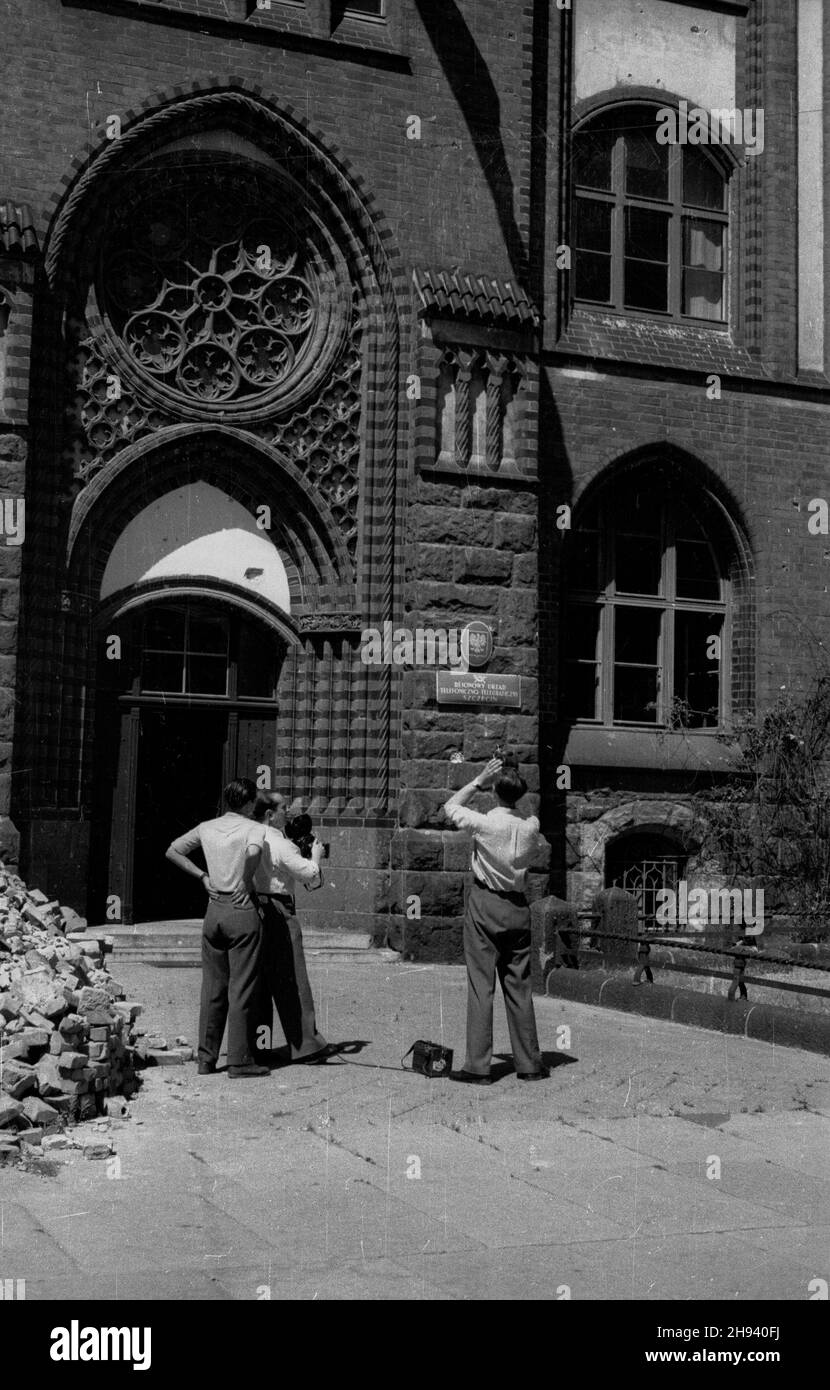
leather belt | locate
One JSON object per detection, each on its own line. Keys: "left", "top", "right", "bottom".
{"left": 472, "top": 876, "right": 525, "bottom": 900}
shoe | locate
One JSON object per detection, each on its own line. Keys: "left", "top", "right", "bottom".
{"left": 227, "top": 1063, "right": 270, "bottom": 1078}
{"left": 197, "top": 1062, "right": 216, "bottom": 1075}
{"left": 516, "top": 1068, "right": 550, "bottom": 1082}
{"left": 450, "top": 1070, "right": 493, "bottom": 1085}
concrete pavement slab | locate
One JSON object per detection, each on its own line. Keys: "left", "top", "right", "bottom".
{"left": 2, "top": 963, "right": 828, "bottom": 1300}
{"left": 397, "top": 1230, "right": 791, "bottom": 1302}
{"left": 729, "top": 1222, "right": 830, "bottom": 1273}
{"left": 212, "top": 1256, "right": 449, "bottom": 1301}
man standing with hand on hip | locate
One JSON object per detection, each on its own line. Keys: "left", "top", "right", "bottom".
{"left": 444, "top": 756, "right": 548, "bottom": 1085}
{"left": 166, "top": 778, "right": 269, "bottom": 1079}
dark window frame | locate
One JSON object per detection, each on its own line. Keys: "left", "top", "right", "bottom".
{"left": 565, "top": 498, "right": 730, "bottom": 730}
{"left": 572, "top": 107, "right": 731, "bottom": 325}
{"left": 344, "top": 0, "right": 385, "bottom": 16}
{"left": 131, "top": 602, "right": 279, "bottom": 705}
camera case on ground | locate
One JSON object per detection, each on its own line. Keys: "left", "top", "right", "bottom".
{"left": 402, "top": 1039, "right": 454, "bottom": 1077}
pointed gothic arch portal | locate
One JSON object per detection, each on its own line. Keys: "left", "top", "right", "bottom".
{"left": 19, "top": 88, "right": 402, "bottom": 926}
{"left": 90, "top": 595, "right": 287, "bottom": 926}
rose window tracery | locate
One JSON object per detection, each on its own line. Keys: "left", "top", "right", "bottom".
{"left": 99, "top": 186, "right": 321, "bottom": 408}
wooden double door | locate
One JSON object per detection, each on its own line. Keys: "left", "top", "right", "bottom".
{"left": 90, "top": 602, "right": 283, "bottom": 925}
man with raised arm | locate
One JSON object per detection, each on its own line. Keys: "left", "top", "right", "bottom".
{"left": 444, "top": 756, "right": 548, "bottom": 1085}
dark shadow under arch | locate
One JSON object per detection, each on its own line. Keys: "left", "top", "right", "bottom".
{"left": 65, "top": 424, "right": 354, "bottom": 610}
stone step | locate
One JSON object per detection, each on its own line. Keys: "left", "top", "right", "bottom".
{"left": 100, "top": 921, "right": 391, "bottom": 967}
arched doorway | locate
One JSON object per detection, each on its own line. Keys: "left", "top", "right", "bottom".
{"left": 91, "top": 599, "right": 286, "bottom": 924}
{"left": 605, "top": 831, "right": 688, "bottom": 932}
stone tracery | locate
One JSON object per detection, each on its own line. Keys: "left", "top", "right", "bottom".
{"left": 101, "top": 184, "right": 319, "bottom": 407}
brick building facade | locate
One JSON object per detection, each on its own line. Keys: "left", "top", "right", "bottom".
{"left": 0, "top": 0, "right": 827, "bottom": 954}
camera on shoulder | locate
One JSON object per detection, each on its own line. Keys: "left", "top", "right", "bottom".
{"left": 284, "top": 813, "right": 330, "bottom": 860}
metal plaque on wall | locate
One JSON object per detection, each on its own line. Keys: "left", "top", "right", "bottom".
{"left": 435, "top": 672, "right": 522, "bottom": 707}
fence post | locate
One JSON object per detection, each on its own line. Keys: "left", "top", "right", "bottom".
{"left": 593, "top": 887, "right": 639, "bottom": 963}
{"left": 530, "top": 895, "right": 579, "bottom": 990}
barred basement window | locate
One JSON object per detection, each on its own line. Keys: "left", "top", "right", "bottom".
{"left": 606, "top": 833, "right": 688, "bottom": 933}
{"left": 563, "top": 485, "right": 729, "bottom": 729}
{"left": 572, "top": 105, "right": 730, "bottom": 323}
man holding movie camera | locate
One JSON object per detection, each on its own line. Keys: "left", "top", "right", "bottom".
{"left": 250, "top": 791, "right": 331, "bottom": 1065}
{"left": 444, "top": 755, "right": 548, "bottom": 1085}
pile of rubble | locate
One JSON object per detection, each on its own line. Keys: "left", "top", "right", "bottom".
{"left": 0, "top": 865, "right": 143, "bottom": 1162}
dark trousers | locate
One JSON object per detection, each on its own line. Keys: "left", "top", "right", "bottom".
{"left": 199, "top": 896, "right": 263, "bottom": 1068}
{"left": 463, "top": 880, "right": 543, "bottom": 1076}
{"left": 258, "top": 898, "right": 328, "bottom": 1060}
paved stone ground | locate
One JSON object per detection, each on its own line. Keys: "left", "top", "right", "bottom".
{"left": 2, "top": 961, "right": 829, "bottom": 1301}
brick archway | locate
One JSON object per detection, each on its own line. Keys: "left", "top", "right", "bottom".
{"left": 569, "top": 800, "right": 698, "bottom": 912}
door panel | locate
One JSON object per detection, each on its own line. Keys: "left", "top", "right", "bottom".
{"left": 235, "top": 714, "right": 278, "bottom": 789}
{"left": 132, "top": 709, "right": 228, "bottom": 922}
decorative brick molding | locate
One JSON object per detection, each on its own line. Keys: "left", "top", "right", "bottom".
{"left": 297, "top": 611, "right": 363, "bottom": 633}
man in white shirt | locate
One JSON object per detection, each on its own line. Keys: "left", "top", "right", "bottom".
{"left": 443, "top": 757, "right": 548, "bottom": 1084}
{"left": 251, "top": 791, "right": 330, "bottom": 1065}
{"left": 166, "top": 778, "right": 269, "bottom": 1078}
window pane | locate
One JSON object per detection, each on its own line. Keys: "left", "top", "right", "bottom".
{"left": 625, "top": 207, "right": 669, "bottom": 262}
{"left": 614, "top": 492, "right": 662, "bottom": 536}
{"left": 575, "top": 251, "right": 612, "bottom": 303}
{"left": 614, "top": 665, "right": 659, "bottom": 723}
{"left": 625, "top": 128, "right": 669, "bottom": 200}
{"left": 187, "top": 656, "right": 228, "bottom": 696}
{"left": 614, "top": 607, "right": 661, "bottom": 665}
{"left": 676, "top": 540, "right": 721, "bottom": 601}
{"left": 576, "top": 197, "right": 612, "bottom": 252}
{"left": 346, "top": 1, "right": 384, "bottom": 14}
{"left": 575, "top": 200, "right": 613, "bottom": 301}
{"left": 616, "top": 534, "right": 661, "bottom": 595}
{"left": 683, "top": 268, "right": 724, "bottom": 320}
{"left": 144, "top": 609, "right": 185, "bottom": 652}
{"left": 141, "top": 651, "right": 184, "bottom": 693}
{"left": 676, "top": 511, "right": 708, "bottom": 543}
{"left": 570, "top": 531, "right": 600, "bottom": 591}
{"left": 573, "top": 128, "right": 613, "bottom": 190}
{"left": 189, "top": 615, "right": 228, "bottom": 656}
{"left": 624, "top": 207, "right": 670, "bottom": 311}
{"left": 683, "top": 217, "right": 724, "bottom": 319}
{"left": 564, "top": 605, "right": 600, "bottom": 662}
{"left": 624, "top": 258, "right": 668, "bottom": 311}
{"left": 674, "top": 611, "right": 722, "bottom": 728}
{"left": 684, "top": 219, "right": 723, "bottom": 270}
{"left": 564, "top": 663, "right": 599, "bottom": 721}
{"left": 237, "top": 622, "right": 278, "bottom": 699}
{"left": 564, "top": 604, "right": 600, "bottom": 719}
{"left": 683, "top": 147, "right": 725, "bottom": 210}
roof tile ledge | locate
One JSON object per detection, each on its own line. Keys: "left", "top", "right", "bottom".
{"left": 414, "top": 267, "right": 540, "bottom": 331}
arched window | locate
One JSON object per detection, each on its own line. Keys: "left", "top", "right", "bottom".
{"left": 563, "top": 476, "right": 729, "bottom": 729}
{"left": 572, "top": 105, "right": 729, "bottom": 322}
